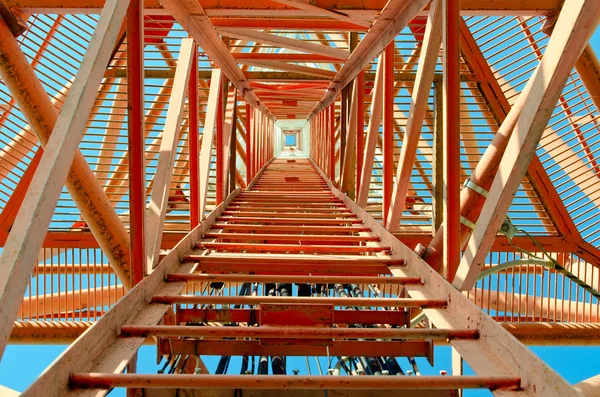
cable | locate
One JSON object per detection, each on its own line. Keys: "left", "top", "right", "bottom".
{"left": 489, "top": 217, "right": 600, "bottom": 300}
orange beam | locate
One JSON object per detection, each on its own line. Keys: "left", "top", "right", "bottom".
{"left": 382, "top": 42, "right": 394, "bottom": 221}
{"left": 70, "top": 374, "right": 521, "bottom": 391}
{"left": 212, "top": 18, "right": 367, "bottom": 30}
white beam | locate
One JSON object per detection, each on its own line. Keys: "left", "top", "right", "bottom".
{"left": 199, "top": 69, "right": 223, "bottom": 218}
{"left": 221, "top": 88, "right": 238, "bottom": 195}
{"left": 145, "top": 38, "right": 195, "bottom": 272}
{"left": 386, "top": 0, "right": 443, "bottom": 231}
{"left": 340, "top": 76, "right": 359, "bottom": 193}
{"left": 218, "top": 28, "right": 350, "bottom": 60}
{"left": 239, "top": 58, "right": 337, "bottom": 79}
{"left": 269, "top": 0, "right": 372, "bottom": 28}
{"left": 356, "top": 58, "right": 384, "bottom": 207}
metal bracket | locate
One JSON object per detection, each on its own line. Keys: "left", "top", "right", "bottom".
{"left": 463, "top": 178, "right": 489, "bottom": 198}
{"left": 460, "top": 215, "right": 477, "bottom": 230}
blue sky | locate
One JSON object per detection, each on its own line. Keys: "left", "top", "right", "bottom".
{"left": 1, "top": 15, "right": 600, "bottom": 397}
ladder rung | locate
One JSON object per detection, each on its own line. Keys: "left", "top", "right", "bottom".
{"left": 120, "top": 325, "right": 479, "bottom": 340}
{"left": 221, "top": 211, "right": 358, "bottom": 218}
{"left": 203, "top": 232, "right": 380, "bottom": 242}
{"left": 225, "top": 206, "right": 353, "bottom": 212}
{"left": 182, "top": 252, "right": 403, "bottom": 274}
{"left": 210, "top": 224, "right": 372, "bottom": 233}
{"left": 176, "top": 308, "right": 408, "bottom": 326}
{"left": 150, "top": 295, "right": 445, "bottom": 308}
{"left": 160, "top": 338, "right": 429, "bottom": 357}
{"left": 196, "top": 242, "right": 391, "bottom": 254}
{"left": 231, "top": 201, "right": 346, "bottom": 207}
{"left": 215, "top": 217, "right": 364, "bottom": 224}
{"left": 238, "top": 192, "right": 334, "bottom": 196}
{"left": 183, "top": 253, "right": 403, "bottom": 266}
{"left": 166, "top": 273, "right": 422, "bottom": 285}
{"left": 69, "top": 374, "right": 521, "bottom": 391}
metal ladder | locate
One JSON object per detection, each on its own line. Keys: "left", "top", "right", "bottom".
{"left": 22, "top": 157, "right": 579, "bottom": 397}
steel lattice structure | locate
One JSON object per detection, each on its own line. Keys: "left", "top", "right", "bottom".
{"left": 0, "top": 0, "right": 600, "bottom": 395}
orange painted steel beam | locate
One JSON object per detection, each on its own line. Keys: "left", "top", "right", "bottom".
{"left": 442, "top": 0, "right": 462, "bottom": 283}
{"left": 203, "top": 232, "right": 379, "bottom": 242}
{"left": 10, "top": 321, "right": 98, "bottom": 344}
{"left": 245, "top": 103, "right": 251, "bottom": 185}
{"left": 382, "top": 42, "right": 395, "bottom": 222}
{"left": 216, "top": 81, "right": 224, "bottom": 205}
{"left": 127, "top": 0, "right": 146, "bottom": 285}
{"left": 181, "top": 263, "right": 392, "bottom": 275}
{"left": 189, "top": 44, "right": 200, "bottom": 229}
{"left": 7, "top": 0, "right": 567, "bottom": 14}
{"left": 251, "top": 82, "right": 329, "bottom": 91}
{"left": 210, "top": 224, "right": 372, "bottom": 233}
{"left": 186, "top": 253, "right": 402, "bottom": 269}
{"left": 69, "top": 374, "right": 521, "bottom": 391}
{"left": 356, "top": 70, "right": 365, "bottom": 195}
{"left": 211, "top": 18, "right": 367, "bottom": 30}
{"left": 121, "top": 325, "right": 474, "bottom": 339}
{"left": 220, "top": 211, "right": 355, "bottom": 217}
{"left": 219, "top": 211, "right": 350, "bottom": 217}
{"left": 198, "top": 242, "right": 391, "bottom": 254}
{"left": 167, "top": 273, "right": 421, "bottom": 284}
{"left": 214, "top": 217, "right": 364, "bottom": 224}
{"left": 176, "top": 308, "right": 409, "bottom": 326}
{"left": 151, "top": 295, "right": 444, "bottom": 308}
{"left": 160, "top": 339, "right": 430, "bottom": 357}
{"left": 232, "top": 197, "right": 342, "bottom": 202}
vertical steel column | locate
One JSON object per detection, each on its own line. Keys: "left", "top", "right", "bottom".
{"left": 324, "top": 110, "right": 328, "bottom": 171}
{"left": 228, "top": 100, "right": 237, "bottom": 194}
{"left": 314, "top": 117, "right": 317, "bottom": 161}
{"left": 326, "top": 108, "right": 331, "bottom": 175}
{"left": 340, "top": 88, "right": 348, "bottom": 183}
{"left": 126, "top": 3, "right": 144, "bottom": 394}
{"left": 251, "top": 108, "right": 256, "bottom": 179}
{"left": 329, "top": 104, "right": 335, "bottom": 181}
{"left": 356, "top": 70, "right": 365, "bottom": 196}
{"left": 257, "top": 112, "right": 261, "bottom": 170}
{"left": 443, "top": 0, "right": 461, "bottom": 282}
{"left": 256, "top": 111, "right": 260, "bottom": 170}
{"left": 318, "top": 112, "right": 322, "bottom": 168}
{"left": 245, "top": 103, "right": 251, "bottom": 185}
{"left": 321, "top": 111, "right": 325, "bottom": 169}
{"left": 261, "top": 113, "right": 265, "bottom": 168}
{"left": 216, "top": 83, "right": 224, "bottom": 204}
{"left": 127, "top": 0, "right": 145, "bottom": 285}
{"left": 382, "top": 42, "right": 395, "bottom": 222}
{"left": 432, "top": 81, "right": 444, "bottom": 234}
{"left": 188, "top": 43, "right": 199, "bottom": 229}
